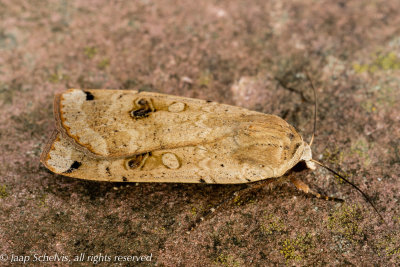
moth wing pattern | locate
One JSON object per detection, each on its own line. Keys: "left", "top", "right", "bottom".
{"left": 41, "top": 113, "right": 306, "bottom": 184}
{"left": 54, "top": 89, "right": 265, "bottom": 159}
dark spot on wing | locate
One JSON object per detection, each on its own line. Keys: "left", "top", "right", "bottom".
{"left": 132, "top": 108, "right": 152, "bottom": 119}
{"left": 290, "top": 142, "right": 302, "bottom": 157}
{"left": 122, "top": 176, "right": 128, "bottom": 182}
{"left": 288, "top": 133, "right": 294, "bottom": 140}
{"left": 84, "top": 91, "right": 94, "bottom": 101}
{"left": 126, "top": 153, "right": 149, "bottom": 169}
{"left": 128, "top": 157, "right": 141, "bottom": 169}
{"left": 294, "top": 143, "right": 301, "bottom": 150}
{"left": 64, "top": 161, "right": 82, "bottom": 173}
{"left": 199, "top": 178, "right": 206, "bottom": 183}
{"left": 130, "top": 98, "right": 155, "bottom": 120}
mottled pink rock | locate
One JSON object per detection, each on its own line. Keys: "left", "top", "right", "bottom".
{"left": 0, "top": 0, "right": 399, "bottom": 265}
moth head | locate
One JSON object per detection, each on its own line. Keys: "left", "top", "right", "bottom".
{"left": 300, "top": 142, "right": 316, "bottom": 170}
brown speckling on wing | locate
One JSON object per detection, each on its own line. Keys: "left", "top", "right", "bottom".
{"left": 54, "top": 89, "right": 263, "bottom": 159}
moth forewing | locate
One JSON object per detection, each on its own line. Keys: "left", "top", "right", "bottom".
{"left": 41, "top": 112, "right": 307, "bottom": 184}
{"left": 54, "top": 89, "right": 267, "bottom": 159}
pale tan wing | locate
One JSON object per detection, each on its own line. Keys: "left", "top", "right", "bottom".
{"left": 54, "top": 89, "right": 262, "bottom": 159}
{"left": 41, "top": 116, "right": 305, "bottom": 184}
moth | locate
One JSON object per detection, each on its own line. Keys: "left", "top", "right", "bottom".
{"left": 40, "top": 88, "right": 382, "bottom": 219}
{"left": 41, "top": 89, "right": 314, "bottom": 181}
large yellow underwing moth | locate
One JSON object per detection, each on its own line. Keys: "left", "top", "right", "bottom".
{"left": 42, "top": 89, "right": 312, "bottom": 183}
{"left": 40, "top": 88, "right": 383, "bottom": 220}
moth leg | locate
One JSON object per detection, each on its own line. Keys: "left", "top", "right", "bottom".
{"left": 290, "top": 176, "right": 343, "bottom": 202}
{"left": 231, "top": 177, "right": 291, "bottom": 205}
{"left": 186, "top": 178, "right": 283, "bottom": 234}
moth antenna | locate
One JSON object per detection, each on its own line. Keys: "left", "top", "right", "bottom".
{"left": 310, "top": 159, "right": 386, "bottom": 224}
{"left": 305, "top": 71, "right": 317, "bottom": 147}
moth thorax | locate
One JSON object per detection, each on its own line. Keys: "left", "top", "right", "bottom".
{"left": 301, "top": 142, "right": 316, "bottom": 170}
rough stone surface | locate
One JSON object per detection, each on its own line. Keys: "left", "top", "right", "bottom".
{"left": 1, "top": 0, "right": 399, "bottom": 265}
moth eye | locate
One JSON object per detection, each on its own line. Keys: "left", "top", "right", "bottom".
{"left": 84, "top": 91, "right": 95, "bottom": 101}
{"left": 64, "top": 161, "right": 82, "bottom": 173}
{"left": 124, "top": 153, "right": 149, "bottom": 170}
